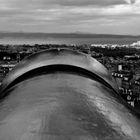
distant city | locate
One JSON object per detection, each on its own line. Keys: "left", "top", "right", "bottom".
{"left": 1, "top": 40, "right": 140, "bottom": 111}
{"left": 0, "top": 32, "right": 140, "bottom": 45}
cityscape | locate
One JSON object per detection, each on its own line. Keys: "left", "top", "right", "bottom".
{"left": 1, "top": 42, "right": 140, "bottom": 110}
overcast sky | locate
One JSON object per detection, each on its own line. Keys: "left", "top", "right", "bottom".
{"left": 0, "top": 0, "right": 140, "bottom": 35}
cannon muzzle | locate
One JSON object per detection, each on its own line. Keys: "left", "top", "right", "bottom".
{"left": 0, "top": 49, "right": 140, "bottom": 140}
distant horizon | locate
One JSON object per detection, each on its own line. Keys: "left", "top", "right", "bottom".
{"left": 0, "top": 31, "right": 140, "bottom": 37}
{"left": 0, "top": 31, "right": 140, "bottom": 46}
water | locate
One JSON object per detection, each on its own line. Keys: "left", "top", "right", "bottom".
{"left": 0, "top": 37, "right": 139, "bottom": 45}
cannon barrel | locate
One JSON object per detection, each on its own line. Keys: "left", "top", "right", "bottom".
{"left": 0, "top": 49, "right": 140, "bottom": 140}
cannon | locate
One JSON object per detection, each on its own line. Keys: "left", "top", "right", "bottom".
{"left": 0, "top": 49, "right": 140, "bottom": 140}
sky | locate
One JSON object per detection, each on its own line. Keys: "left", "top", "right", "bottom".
{"left": 0, "top": 0, "right": 140, "bottom": 35}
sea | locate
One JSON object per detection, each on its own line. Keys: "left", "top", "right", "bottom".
{"left": 0, "top": 37, "right": 139, "bottom": 45}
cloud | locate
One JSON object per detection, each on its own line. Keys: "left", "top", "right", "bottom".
{"left": 0, "top": 0, "right": 126, "bottom": 8}
{"left": 41, "top": 0, "right": 125, "bottom": 6}
{"left": 124, "top": 0, "right": 140, "bottom": 4}
{"left": 0, "top": 0, "right": 140, "bottom": 34}
{"left": 124, "top": 0, "right": 133, "bottom": 4}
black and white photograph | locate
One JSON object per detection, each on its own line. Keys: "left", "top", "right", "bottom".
{"left": 0, "top": 0, "right": 140, "bottom": 139}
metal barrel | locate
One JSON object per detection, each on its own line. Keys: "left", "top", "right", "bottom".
{"left": 0, "top": 49, "right": 140, "bottom": 140}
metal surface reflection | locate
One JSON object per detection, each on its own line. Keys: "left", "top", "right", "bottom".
{"left": 0, "top": 48, "right": 140, "bottom": 140}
